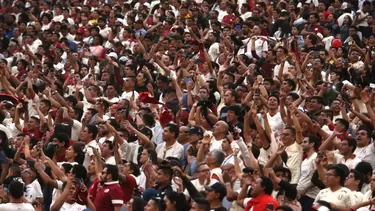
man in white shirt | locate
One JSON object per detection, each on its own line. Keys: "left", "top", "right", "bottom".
{"left": 81, "top": 125, "right": 101, "bottom": 169}
{"left": 281, "top": 126, "right": 303, "bottom": 184}
{"left": 241, "top": 25, "right": 268, "bottom": 59}
{"left": 354, "top": 127, "right": 375, "bottom": 170}
{"left": 155, "top": 123, "right": 184, "bottom": 162}
{"left": 50, "top": 179, "right": 90, "bottom": 211}
{"left": 21, "top": 168, "right": 43, "bottom": 204}
{"left": 0, "top": 181, "right": 35, "bottom": 211}
{"left": 297, "top": 135, "right": 320, "bottom": 211}
{"left": 101, "top": 140, "right": 116, "bottom": 165}
{"left": 314, "top": 165, "right": 356, "bottom": 207}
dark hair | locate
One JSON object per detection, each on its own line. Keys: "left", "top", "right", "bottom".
{"left": 9, "top": 165, "right": 22, "bottom": 177}
{"left": 327, "top": 165, "right": 345, "bottom": 186}
{"left": 194, "top": 198, "right": 210, "bottom": 211}
{"left": 103, "top": 140, "right": 114, "bottom": 151}
{"left": 350, "top": 169, "right": 364, "bottom": 191}
{"left": 9, "top": 181, "right": 24, "bottom": 199}
{"left": 105, "top": 164, "right": 119, "bottom": 181}
{"left": 307, "top": 135, "right": 320, "bottom": 151}
{"left": 165, "top": 123, "right": 179, "bottom": 139}
{"left": 54, "top": 133, "right": 70, "bottom": 148}
{"left": 72, "top": 164, "right": 88, "bottom": 180}
{"left": 61, "top": 163, "right": 73, "bottom": 174}
{"left": 40, "top": 99, "right": 52, "bottom": 110}
{"left": 143, "top": 148, "right": 158, "bottom": 165}
{"left": 164, "top": 191, "right": 189, "bottom": 211}
{"left": 335, "top": 118, "right": 349, "bottom": 131}
{"left": 260, "top": 176, "right": 274, "bottom": 195}
{"left": 158, "top": 165, "right": 173, "bottom": 181}
{"left": 72, "top": 144, "right": 84, "bottom": 164}
{"left": 129, "top": 161, "right": 141, "bottom": 177}
{"left": 86, "top": 124, "right": 98, "bottom": 139}
{"left": 284, "top": 126, "right": 296, "bottom": 136}
{"left": 284, "top": 79, "right": 296, "bottom": 91}
{"left": 355, "top": 162, "right": 373, "bottom": 183}
{"left": 133, "top": 196, "right": 146, "bottom": 211}
{"left": 276, "top": 205, "right": 294, "bottom": 211}
{"left": 342, "top": 136, "right": 357, "bottom": 153}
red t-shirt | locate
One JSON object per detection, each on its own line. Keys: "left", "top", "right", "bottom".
{"left": 94, "top": 181, "right": 125, "bottom": 211}
{"left": 88, "top": 178, "right": 100, "bottom": 202}
{"left": 222, "top": 14, "right": 236, "bottom": 25}
{"left": 23, "top": 128, "right": 43, "bottom": 141}
{"left": 121, "top": 175, "right": 138, "bottom": 203}
{"left": 244, "top": 194, "right": 279, "bottom": 211}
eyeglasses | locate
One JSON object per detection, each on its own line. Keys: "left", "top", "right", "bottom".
{"left": 325, "top": 173, "right": 335, "bottom": 177}
{"left": 198, "top": 169, "right": 210, "bottom": 173}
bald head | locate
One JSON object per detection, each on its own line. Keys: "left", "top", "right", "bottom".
{"left": 213, "top": 121, "right": 229, "bottom": 136}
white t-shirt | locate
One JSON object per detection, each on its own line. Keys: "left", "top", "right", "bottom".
{"left": 285, "top": 142, "right": 303, "bottom": 184}
{"left": 273, "top": 61, "right": 291, "bottom": 80}
{"left": 121, "top": 91, "right": 139, "bottom": 101}
{"left": 51, "top": 202, "right": 86, "bottom": 211}
{"left": 297, "top": 152, "right": 320, "bottom": 198}
{"left": 25, "top": 180, "right": 43, "bottom": 203}
{"left": 0, "top": 203, "right": 35, "bottom": 211}
{"left": 71, "top": 120, "right": 82, "bottom": 142}
{"left": 83, "top": 140, "right": 101, "bottom": 169}
{"left": 354, "top": 144, "right": 375, "bottom": 170}
{"left": 314, "top": 187, "right": 356, "bottom": 207}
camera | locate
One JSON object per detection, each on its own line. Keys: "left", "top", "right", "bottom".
{"left": 197, "top": 100, "right": 212, "bottom": 108}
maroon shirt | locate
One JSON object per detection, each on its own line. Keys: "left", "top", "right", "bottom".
{"left": 94, "top": 181, "right": 125, "bottom": 211}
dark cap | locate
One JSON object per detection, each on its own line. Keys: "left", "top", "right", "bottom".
{"left": 189, "top": 126, "right": 203, "bottom": 136}
{"left": 205, "top": 183, "right": 227, "bottom": 200}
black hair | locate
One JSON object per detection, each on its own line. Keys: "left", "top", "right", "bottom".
{"left": 61, "top": 163, "right": 73, "bottom": 174}
{"left": 284, "top": 126, "right": 296, "bottom": 136}
{"left": 350, "top": 169, "right": 364, "bottom": 191}
{"left": 72, "top": 164, "right": 88, "bottom": 180}
{"left": 158, "top": 165, "right": 173, "bottom": 181}
{"left": 284, "top": 79, "right": 296, "bottom": 90}
{"left": 165, "top": 192, "right": 189, "bottom": 211}
{"left": 9, "top": 181, "right": 24, "bottom": 199}
{"left": 72, "top": 144, "right": 84, "bottom": 164}
{"left": 260, "top": 176, "right": 274, "bottom": 195}
{"left": 335, "top": 118, "right": 349, "bottom": 131}
{"left": 194, "top": 198, "right": 210, "bottom": 211}
{"left": 355, "top": 162, "right": 373, "bottom": 183}
{"left": 86, "top": 124, "right": 98, "bottom": 140}
{"left": 165, "top": 123, "right": 179, "bottom": 139}
{"left": 105, "top": 164, "right": 119, "bottom": 181}
{"left": 342, "top": 136, "right": 357, "bottom": 153}
{"left": 327, "top": 165, "right": 346, "bottom": 186}
{"left": 307, "top": 135, "right": 320, "bottom": 151}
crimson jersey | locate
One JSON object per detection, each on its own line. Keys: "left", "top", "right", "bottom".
{"left": 94, "top": 181, "right": 124, "bottom": 211}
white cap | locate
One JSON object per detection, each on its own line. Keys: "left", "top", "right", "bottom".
{"left": 108, "top": 52, "right": 118, "bottom": 60}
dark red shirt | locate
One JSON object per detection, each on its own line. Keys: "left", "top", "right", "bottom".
{"left": 121, "top": 175, "right": 137, "bottom": 203}
{"left": 94, "top": 181, "right": 124, "bottom": 211}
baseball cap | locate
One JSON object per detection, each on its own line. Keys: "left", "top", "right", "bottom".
{"left": 189, "top": 126, "right": 203, "bottom": 136}
{"left": 205, "top": 183, "right": 227, "bottom": 200}
{"left": 108, "top": 52, "right": 118, "bottom": 60}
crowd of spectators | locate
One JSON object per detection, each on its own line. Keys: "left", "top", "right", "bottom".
{"left": 1, "top": 0, "right": 375, "bottom": 211}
